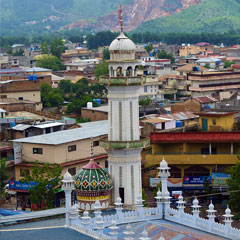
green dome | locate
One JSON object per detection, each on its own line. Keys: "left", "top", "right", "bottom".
{"left": 74, "top": 161, "right": 112, "bottom": 191}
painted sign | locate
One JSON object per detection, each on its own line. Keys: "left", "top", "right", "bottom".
{"left": 8, "top": 180, "right": 38, "bottom": 191}
{"left": 150, "top": 178, "right": 183, "bottom": 187}
{"left": 211, "top": 172, "right": 230, "bottom": 186}
{"left": 183, "top": 176, "right": 211, "bottom": 185}
{"left": 13, "top": 142, "right": 22, "bottom": 164}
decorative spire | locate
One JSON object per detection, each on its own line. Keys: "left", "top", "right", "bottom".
{"left": 90, "top": 136, "right": 94, "bottom": 161}
{"left": 119, "top": 5, "right": 123, "bottom": 33}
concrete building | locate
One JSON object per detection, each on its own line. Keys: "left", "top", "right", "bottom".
{"left": 11, "top": 120, "right": 108, "bottom": 181}
{"left": 189, "top": 71, "right": 240, "bottom": 98}
{"left": 100, "top": 29, "right": 149, "bottom": 205}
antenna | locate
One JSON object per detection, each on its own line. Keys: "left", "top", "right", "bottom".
{"left": 119, "top": 5, "right": 123, "bottom": 33}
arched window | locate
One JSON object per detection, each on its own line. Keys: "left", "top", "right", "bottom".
{"left": 117, "top": 67, "right": 123, "bottom": 76}
{"left": 126, "top": 66, "right": 133, "bottom": 76}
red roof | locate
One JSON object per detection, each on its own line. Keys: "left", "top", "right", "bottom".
{"left": 232, "top": 64, "right": 240, "bottom": 69}
{"left": 151, "top": 132, "right": 240, "bottom": 143}
{"left": 193, "top": 96, "right": 217, "bottom": 104}
{"left": 82, "top": 159, "right": 102, "bottom": 169}
{"left": 197, "top": 112, "right": 236, "bottom": 117}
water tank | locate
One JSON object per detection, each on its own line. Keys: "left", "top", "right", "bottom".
{"left": 159, "top": 103, "right": 164, "bottom": 107}
{"left": 93, "top": 99, "right": 101, "bottom": 107}
{"left": 87, "top": 102, "right": 93, "bottom": 109}
{"left": 192, "top": 66, "right": 200, "bottom": 71}
{"left": 32, "top": 75, "right": 37, "bottom": 81}
{"left": 176, "top": 121, "right": 183, "bottom": 128}
{"left": 28, "top": 75, "right": 33, "bottom": 80}
{"left": 10, "top": 121, "right": 15, "bottom": 128}
{"left": 205, "top": 105, "right": 211, "bottom": 109}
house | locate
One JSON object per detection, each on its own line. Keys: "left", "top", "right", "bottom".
{"left": 81, "top": 105, "right": 108, "bottom": 122}
{"left": 11, "top": 120, "right": 108, "bottom": 181}
{"left": 145, "top": 131, "right": 240, "bottom": 192}
{"left": 188, "top": 71, "right": 240, "bottom": 98}
{"left": 171, "top": 96, "right": 218, "bottom": 113}
{"left": 198, "top": 112, "right": 235, "bottom": 132}
{"left": 0, "top": 75, "right": 51, "bottom": 110}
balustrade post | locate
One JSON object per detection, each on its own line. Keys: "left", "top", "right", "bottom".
{"left": 223, "top": 206, "right": 233, "bottom": 238}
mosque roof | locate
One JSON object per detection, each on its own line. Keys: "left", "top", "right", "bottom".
{"left": 74, "top": 160, "right": 112, "bottom": 191}
{"left": 109, "top": 32, "right": 136, "bottom": 52}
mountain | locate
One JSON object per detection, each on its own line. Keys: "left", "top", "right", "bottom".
{"left": 1, "top": 0, "right": 240, "bottom": 36}
{"left": 62, "top": 0, "right": 201, "bottom": 32}
{"left": 1, "top": 0, "right": 201, "bottom": 35}
{"left": 136, "top": 0, "right": 240, "bottom": 33}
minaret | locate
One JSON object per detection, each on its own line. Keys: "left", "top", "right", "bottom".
{"left": 100, "top": 6, "right": 149, "bottom": 205}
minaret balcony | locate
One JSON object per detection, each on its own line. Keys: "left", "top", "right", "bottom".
{"left": 100, "top": 75, "right": 146, "bottom": 86}
{"left": 100, "top": 137, "right": 150, "bottom": 150}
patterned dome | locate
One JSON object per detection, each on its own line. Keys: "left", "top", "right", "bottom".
{"left": 74, "top": 160, "right": 112, "bottom": 192}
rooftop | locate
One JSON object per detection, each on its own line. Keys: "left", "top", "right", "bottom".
{"left": 193, "top": 96, "right": 218, "bottom": 104}
{"left": 151, "top": 132, "right": 240, "bottom": 143}
{"left": 12, "top": 120, "right": 108, "bottom": 145}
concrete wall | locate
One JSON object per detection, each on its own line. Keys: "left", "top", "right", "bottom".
{"left": 81, "top": 109, "right": 108, "bottom": 121}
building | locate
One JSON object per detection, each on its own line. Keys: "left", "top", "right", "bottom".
{"left": 99, "top": 26, "right": 149, "bottom": 205}
{"left": 145, "top": 132, "right": 240, "bottom": 192}
{"left": 198, "top": 112, "right": 235, "bottom": 132}
{"left": 171, "top": 96, "right": 218, "bottom": 113}
{"left": 81, "top": 105, "right": 108, "bottom": 122}
{"left": 0, "top": 75, "right": 51, "bottom": 110}
{"left": 188, "top": 71, "right": 240, "bottom": 98}
{"left": 10, "top": 120, "right": 108, "bottom": 181}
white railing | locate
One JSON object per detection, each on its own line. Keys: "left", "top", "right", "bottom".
{"left": 0, "top": 207, "right": 66, "bottom": 224}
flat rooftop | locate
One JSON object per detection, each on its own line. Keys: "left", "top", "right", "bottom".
{"left": 12, "top": 120, "right": 108, "bottom": 145}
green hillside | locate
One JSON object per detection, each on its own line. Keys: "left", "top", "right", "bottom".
{"left": 0, "top": 0, "right": 131, "bottom": 36}
{"left": 136, "top": 0, "right": 240, "bottom": 33}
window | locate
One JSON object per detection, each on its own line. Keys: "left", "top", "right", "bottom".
{"left": 68, "top": 167, "right": 76, "bottom": 176}
{"left": 105, "top": 160, "right": 108, "bottom": 169}
{"left": 18, "top": 97, "right": 23, "bottom": 100}
{"left": 144, "top": 86, "right": 147, "bottom": 93}
{"left": 68, "top": 145, "right": 76, "bottom": 152}
{"left": 212, "top": 119, "right": 216, "bottom": 125}
{"left": 20, "top": 169, "right": 30, "bottom": 177}
{"left": 93, "top": 141, "right": 99, "bottom": 147}
{"left": 201, "top": 148, "right": 209, "bottom": 154}
{"left": 33, "top": 148, "right": 43, "bottom": 154}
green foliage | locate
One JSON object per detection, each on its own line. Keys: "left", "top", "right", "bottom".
{"left": 40, "top": 41, "right": 49, "bottom": 54}
{"left": 37, "top": 55, "right": 62, "bottom": 71}
{"left": 142, "top": 188, "right": 147, "bottom": 206}
{"left": 136, "top": 0, "right": 240, "bottom": 34}
{"left": 66, "top": 95, "right": 93, "bottom": 115}
{"left": 40, "top": 83, "right": 64, "bottom": 107}
{"left": 95, "top": 61, "right": 109, "bottom": 80}
{"left": 0, "top": 158, "right": 9, "bottom": 198}
{"left": 50, "top": 38, "right": 66, "bottom": 59}
{"left": 102, "top": 48, "right": 110, "bottom": 60}
{"left": 226, "top": 160, "right": 240, "bottom": 219}
{"left": 145, "top": 45, "right": 153, "bottom": 53}
{"left": 224, "top": 61, "right": 233, "bottom": 68}
{"left": 20, "top": 161, "right": 62, "bottom": 210}
{"left": 139, "top": 97, "right": 151, "bottom": 106}
{"left": 157, "top": 50, "right": 175, "bottom": 63}
{"left": 204, "top": 63, "right": 211, "bottom": 69}
{"left": 7, "top": 47, "right": 12, "bottom": 55}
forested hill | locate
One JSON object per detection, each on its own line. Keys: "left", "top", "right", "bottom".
{"left": 136, "top": 0, "right": 240, "bottom": 33}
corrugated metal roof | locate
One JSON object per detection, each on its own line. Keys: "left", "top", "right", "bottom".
{"left": 12, "top": 120, "right": 108, "bottom": 145}
{"left": 11, "top": 124, "right": 31, "bottom": 131}
{"left": 33, "top": 122, "right": 64, "bottom": 129}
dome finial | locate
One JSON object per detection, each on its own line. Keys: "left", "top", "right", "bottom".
{"left": 119, "top": 5, "right": 123, "bottom": 33}
{"left": 90, "top": 136, "right": 94, "bottom": 162}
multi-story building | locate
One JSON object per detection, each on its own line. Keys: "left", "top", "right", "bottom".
{"left": 189, "top": 71, "right": 240, "bottom": 98}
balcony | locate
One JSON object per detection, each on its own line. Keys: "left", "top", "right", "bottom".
{"left": 100, "top": 138, "right": 150, "bottom": 150}
{"left": 99, "top": 75, "right": 146, "bottom": 86}
{"left": 146, "top": 153, "right": 238, "bottom": 165}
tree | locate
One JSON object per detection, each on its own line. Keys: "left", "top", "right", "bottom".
{"left": 103, "top": 48, "right": 110, "bottom": 60}
{"left": 40, "top": 41, "right": 49, "bottom": 54}
{"left": 226, "top": 160, "right": 240, "bottom": 219}
{"left": 7, "top": 47, "right": 12, "bottom": 55}
{"left": 139, "top": 97, "right": 151, "bottom": 106}
{"left": 59, "top": 79, "right": 74, "bottom": 94}
{"left": 0, "top": 158, "right": 9, "bottom": 198}
{"left": 224, "top": 61, "right": 233, "bottom": 68}
{"left": 67, "top": 95, "right": 93, "bottom": 115}
{"left": 40, "top": 83, "right": 64, "bottom": 107}
{"left": 145, "top": 45, "right": 153, "bottom": 53}
{"left": 50, "top": 38, "right": 66, "bottom": 58}
{"left": 13, "top": 48, "right": 24, "bottom": 56}
{"left": 20, "top": 161, "right": 62, "bottom": 210}
{"left": 37, "top": 55, "right": 62, "bottom": 71}
{"left": 157, "top": 50, "right": 175, "bottom": 63}
{"left": 95, "top": 61, "right": 109, "bottom": 80}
